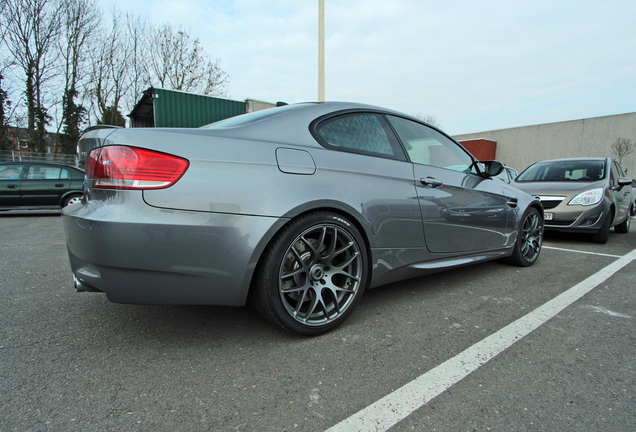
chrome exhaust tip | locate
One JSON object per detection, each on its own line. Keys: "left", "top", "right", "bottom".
{"left": 73, "top": 275, "right": 86, "bottom": 292}
{"left": 73, "top": 275, "right": 101, "bottom": 293}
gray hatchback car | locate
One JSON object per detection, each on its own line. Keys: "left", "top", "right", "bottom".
{"left": 513, "top": 157, "right": 632, "bottom": 243}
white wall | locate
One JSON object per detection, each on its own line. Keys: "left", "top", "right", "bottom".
{"left": 454, "top": 112, "right": 636, "bottom": 176}
{"left": 246, "top": 99, "right": 275, "bottom": 113}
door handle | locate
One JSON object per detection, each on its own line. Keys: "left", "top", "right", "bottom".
{"left": 420, "top": 177, "right": 443, "bottom": 188}
{"left": 8, "top": 184, "right": 18, "bottom": 189}
{"left": 55, "top": 183, "right": 64, "bottom": 187}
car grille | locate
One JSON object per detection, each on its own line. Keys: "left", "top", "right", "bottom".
{"left": 536, "top": 196, "right": 565, "bottom": 210}
{"left": 545, "top": 220, "right": 575, "bottom": 226}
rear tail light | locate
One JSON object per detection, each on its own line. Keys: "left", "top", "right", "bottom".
{"left": 86, "top": 146, "right": 189, "bottom": 190}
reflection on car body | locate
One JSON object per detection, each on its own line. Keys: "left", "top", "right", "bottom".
{"left": 513, "top": 157, "right": 632, "bottom": 243}
{"left": 62, "top": 102, "right": 543, "bottom": 335}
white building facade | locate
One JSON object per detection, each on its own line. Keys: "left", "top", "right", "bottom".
{"left": 454, "top": 112, "right": 636, "bottom": 176}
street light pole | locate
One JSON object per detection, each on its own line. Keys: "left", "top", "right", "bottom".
{"left": 318, "top": 0, "right": 325, "bottom": 102}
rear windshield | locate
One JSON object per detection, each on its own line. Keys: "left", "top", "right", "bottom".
{"left": 517, "top": 160, "right": 605, "bottom": 182}
{"left": 201, "top": 103, "right": 315, "bottom": 128}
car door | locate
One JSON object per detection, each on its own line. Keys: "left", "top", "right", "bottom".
{"left": 386, "top": 116, "right": 513, "bottom": 253}
{"left": 21, "top": 164, "right": 71, "bottom": 207}
{"left": 0, "top": 164, "right": 25, "bottom": 207}
{"left": 312, "top": 112, "right": 426, "bottom": 249}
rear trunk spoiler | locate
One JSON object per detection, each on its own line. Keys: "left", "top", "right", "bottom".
{"left": 77, "top": 126, "right": 121, "bottom": 168}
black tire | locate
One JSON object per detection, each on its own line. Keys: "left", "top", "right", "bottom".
{"left": 63, "top": 194, "right": 83, "bottom": 207}
{"left": 504, "top": 207, "right": 543, "bottom": 267}
{"left": 615, "top": 212, "right": 630, "bottom": 234}
{"left": 591, "top": 212, "right": 612, "bottom": 244}
{"left": 251, "top": 212, "right": 368, "bottom": 336}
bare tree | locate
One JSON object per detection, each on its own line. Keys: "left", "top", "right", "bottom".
{"left": 147, "top": 23, "right": 229, "bottom": 96}
{"left": 57, "top": 0, "right": 100, "bottom": 151}
{"left": 89, "top": 9, "right": 135, "bottom": 126}
{"left": 2, "top": 2, "right": 232, "bottom": 134}
{"left": 0, "top": 1, "right": 9, "bottom": 41}
{"left": 2, "top": 0, "right": 62, "bottom": 151}
{"left": 611, "top": 137, "right": 635, "bottom": 169}
{"left": 0, "top": 72, "right": 11, "bottom": 150}
{"left": 0, "top": 7, "right": 14, "bottom": 149}
{"left": 123, "top": 13, "right": 152, "bottom": 112}
{"left": 412, "top": 112, "right": 442, "bottom": 128}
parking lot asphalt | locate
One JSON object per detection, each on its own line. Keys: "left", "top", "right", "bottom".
{"left": 1, "top": 211, "right": 634, "bottom": 432}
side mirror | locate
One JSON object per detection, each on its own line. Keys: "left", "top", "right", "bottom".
{"left": 618, "top": 177, "right": 632, "bottom": 187}
{"left": 481, "top": 160, "right": 505, "bottom": 178}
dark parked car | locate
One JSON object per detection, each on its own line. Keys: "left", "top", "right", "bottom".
{"left": 513, "top": 157, "right": 632, "bottom": 243}
{"left": 0, "top": 162, "right": 84, "bottom": 210}
{"left": 63, "top": 102, "right": 543, "bottom": 335}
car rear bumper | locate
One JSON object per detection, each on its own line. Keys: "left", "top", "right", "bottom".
{"left": 62, "top": 192, "right": 285, "bottom": 306}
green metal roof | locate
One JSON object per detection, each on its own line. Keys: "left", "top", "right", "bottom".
{"left": 129, "top": 88, "right": 247, "bottom": 128}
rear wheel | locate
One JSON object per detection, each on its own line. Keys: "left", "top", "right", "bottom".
{"left": 505, "top": 207, "right": 543, "bottom": 267}
{"left": 63, "top": 194, "right": 83, "bottom": 207}
{"left": 252, "top": 212, "right": 368, "bottom": 336}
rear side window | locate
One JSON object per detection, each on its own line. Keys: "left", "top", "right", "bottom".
{"left": 314, "top": 113, "right": 405, "bottom": 160}
{"left": 64, "top": 168, "right": 85, "bottom": 179}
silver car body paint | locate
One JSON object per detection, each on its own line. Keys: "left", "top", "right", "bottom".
{"left": 63, "top": 102, "right": 540, "bottom": 306}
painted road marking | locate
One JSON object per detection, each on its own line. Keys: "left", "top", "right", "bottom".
{"left": 543, "top": 245, "right": 622, "bottom": 258}
{"left": 326, "top": 249, "right": 636, "bottom": 432}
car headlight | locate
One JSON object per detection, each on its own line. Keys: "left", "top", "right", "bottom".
{"left": 568, "top": 188, "right": 604, "bottom": 206}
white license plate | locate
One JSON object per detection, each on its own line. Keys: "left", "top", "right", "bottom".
{"left": 544, "top": 213, "right": 554, "bottom": 221}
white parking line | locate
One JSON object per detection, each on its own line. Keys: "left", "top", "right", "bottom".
{"left": 325, "top": 249, "right": 636, "bottom": 432}
{"left": 543, "top": 245, "right": 623, "bottom": 258}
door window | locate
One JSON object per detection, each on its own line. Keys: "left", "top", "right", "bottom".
{"left": 0, "top": 165, "right": 23, "bottom": 180}
{"left": 387, "top": 116, "right": 477, "bottom": 173}
{"left": 610, "top": 161, "right": 619, "bottom": 187}
{"left": 613, "top": 160, "right": 625, "bottom": 176}
{"left": 27, "top": 165, "right": 63, "bottom": 180}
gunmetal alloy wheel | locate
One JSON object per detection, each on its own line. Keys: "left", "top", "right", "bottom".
{"left": 520, "top": 209, "right": 543, "bottom": 263}
{"left": 279, "top": 222, "right": 363, "bottom": 326}
{"left": 506, "top": 207, "right": 543, "bottom": 267}
{"left": 252, "top": 212, "right": 368, "bottom": 336}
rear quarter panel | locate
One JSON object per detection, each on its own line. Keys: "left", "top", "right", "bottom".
{"left": 99, "top": 128, "right": 427, "bottom": 250}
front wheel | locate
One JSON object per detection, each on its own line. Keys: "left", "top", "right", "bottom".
{"left": 251, "top": 212, "right": 368, "bottom": 336}
{"left": 591, "top": 212, "right": 612, "bottom": 244}
{"left": 614, "top": 212, "right": 630, "bottom": 234}
{"left": 505, "top": 207, "right": 543, "bottom": 267}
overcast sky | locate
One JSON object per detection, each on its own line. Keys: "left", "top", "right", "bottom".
{"left": 99, "top": 0, "right": 635, "bottom": 135}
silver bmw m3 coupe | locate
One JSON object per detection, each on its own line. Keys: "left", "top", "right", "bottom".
{"left": 62, "top": 102, "right": 543, "bottom": 335}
